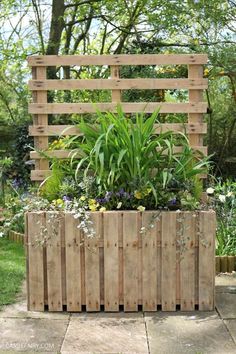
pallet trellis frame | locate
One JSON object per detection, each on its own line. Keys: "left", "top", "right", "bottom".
{"left": 28, "top": 54, "right": 208, "bottom": 181}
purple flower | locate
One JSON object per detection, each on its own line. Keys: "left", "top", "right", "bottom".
{"left": 63, "top": 195, "right": 71, "bottom": 202}
{"left": 169, "top": 198, "right": 177, "bottom": 205}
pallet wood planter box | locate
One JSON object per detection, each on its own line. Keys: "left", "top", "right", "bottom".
{"left": 25, "top": 210, "right": 216, "bottom": 312}
{"left": 215, "top": 256, "right": 236, "bottom": 273}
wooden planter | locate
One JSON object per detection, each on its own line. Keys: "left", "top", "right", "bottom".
{"left": 25, "top": 210, "right": 216, "bottom": 312}
{"left": 215, "top": 256, "right": 236, "bottom": 273}
{"left": 8, "top": 230, "right": 24, "bottom": 244}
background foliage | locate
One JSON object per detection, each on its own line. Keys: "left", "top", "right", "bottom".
{"left": 0, "top": 0, "right": 235, "bottom": 183}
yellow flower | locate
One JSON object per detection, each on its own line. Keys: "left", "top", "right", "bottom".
{"left": 89, "top": 204, "right": 97, "bottom": 211}
{"left": 134, "top": 191, "right": 143, "bottom": 199}
{"left": 204, "top": 68, "right": 209, "bottom": 76}
{"left": 56, "top": 199, "right": 63, "bottom": 205}
{"left": 88, "top": 199, "right": 97, "bottom": 205}
{"left": 144, "top": 187, "right": 152, "bottom": 196}
{"left": 137, "top": 205, "right": 145, "bottom": 212}
{"left": 99, "top": 207, "right": 106, "bottom": 212}
{"left": 219, "top": 70, "right": 225, "bottom": 75}
{"left": 79, "top": 196, "right": 86, "bottom": 201}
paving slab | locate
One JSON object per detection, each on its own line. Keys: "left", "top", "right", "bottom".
{"left": 0, "top": 300, "right": 70, "bottom": 320}
{"left": 216, "top": 273, "right": 236, "bottom": 293}
{"left": 216, "top": 292, "right": 236, "bottom": 319}
{"left": 61, "top": 312, "right": 148, "bottom": 354}
{"left": 224, "top": 320, "right": 236, "bottom": 344}
{"left": 145, "top": 311, "right": 236, "bottom": 354}
{"left": 0, "top": 318, "right": 68, "bottom": 352}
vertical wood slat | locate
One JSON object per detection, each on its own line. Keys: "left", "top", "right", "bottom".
{"left": 188, "top": 65, "right": 204, "bottom": 147}
{"left": 199, "top": 211, "right": 216, "bottom": 311}
{"left": 123, "top": 212, "right": 139, "bottom": 311}
{"left": 46, "top": 212, "right": 63, "bottom": 311}
{"left": 142, "top": 212, "right": 157, "bottom": 311}
{"left": 180, "top": 212, "right": 195, "bottom": 311}
{"left": 162, "top": 212, "right": 176, "bottom": 311}
{"left": 65, "top": 213, "right": 81, "bottom": 311}
{"left": 157, "top": 215, "right": 162, "bottom": 305}
{"left": 110, "top": 65, "right": 121, "bottom": 102}
{"left": 104, "top": 212, "right": 119, "bottom": 311}
{"left": 27, "top": 212, "right": 45, "bottom": 311}
{"left": 85, "top": 212, "right": 101, "bottom": 311}
{"left": 33, "top": 66, "right": 49, "bottom": 171}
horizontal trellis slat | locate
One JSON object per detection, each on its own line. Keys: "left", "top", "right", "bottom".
{"left": 28, "top": 54, "right": 208, "bottom": 66}
{"left": 29, "top": 78, "right": 208, "bottom": 90}
{"left": 30, "top": 146, "right": 207, "bottom": 159}
{"left": 29, "top": 123, "right": 207, "bottom": 136}
{"left": 29, "top": 102, "right": 208, "bottom": 114}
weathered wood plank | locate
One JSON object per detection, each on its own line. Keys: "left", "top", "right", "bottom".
{"left": 123, "top": 212, "right": 139, "bottom": 311}
{"left": 180, "top": 212, "right": 195, "bottom": 311}
{"left": 228, "top": 256, "right": 236, "bottom": 272}
{"left": 65, "top": 213, "right": 81, "bottom": 311}
{"left": 29, "top": 123, "right": 207, "bottom": 137}
{"left": 27, "top": 212, "right": 45, "bottom": 311}
{"left": 30, "top": 146, "right": 208, "bottom": 160}
{"left": 103, "top": 212, "right": 119, "bottom": 311}
{"left": 30, "top": 170, "right": 52, "bottom": 180}
{"left": 29, "top": 102, "right": 208, "bottom": 114}
{"left": 161, "top": 212, "right": 177, "bottom": 311}
{"left": 199, "top": 211, "right": 216, "bottom": 311}
{"left": 33, "top": 67, "right": 49, "bottom": 172}
{"left": 142, "top": 212, "right": 157, "bottom": 311}
{"left": 46, "top": 212, "right": 63, "bottom": 311}
{"left": 28, "top": 54, "right": 208, "bottom": 66}
{"left": 84, "top": 212, "right": 101, "bottom": 311}
{"left": 188, "top": 65, "right": 204, "bottom": 148}
{"left": 29, "top": 78, "right": 208, "bottom": 90}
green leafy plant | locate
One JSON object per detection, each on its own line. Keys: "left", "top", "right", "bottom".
{"left": 207, "top": 180, "right": 236, "bottom": 255}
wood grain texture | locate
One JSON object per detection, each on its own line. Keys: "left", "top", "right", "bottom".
{"left": 28, "top": 54, "right": 208, "bottom": 66}
{"left": 142, "top": 212, "right": 157, "bottom": 311}
{"left": 161, "top": 212, "right": 177, "bottom": 311}
{"left": 123, "top": 212, "right": 139, "bottom": 311}
{"left": 198, "top": 211, "right": 216, "bottom": 311}
{"left": 29, "top": 123, "right": 207, "bottom": 136}
{"left": 84, "top": 212, "right": 101, "bottom": 311}
{"left": 103, "top": 212, "right": 119, "bottom": 311}
{"left": 188, "top": 65, "right": 204, "bottom": 147}
{"left": 180, "top": 212, "right": 195, "bottom": 311}
{"left": 65, "top": 213, "right": 81, "bottom": 311}
{"left": 46, "top": 212, "right": 63, "bottom": 311}
{"left": 27, "top": 212, "right": 45, "bottom": 311}
{"left": 29, "top": 102, "right": 208, "bottom": 114}
{"left": 29, "top": 78, "right": 208, "bottom": 90}
{"left": 30, "top": 146, "right": 207, "bottom": 160}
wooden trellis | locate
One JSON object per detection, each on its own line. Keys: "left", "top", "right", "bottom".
{"left": 28, "top": 54, "right": 208, "bottom": 181}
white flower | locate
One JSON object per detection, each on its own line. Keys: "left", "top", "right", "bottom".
{"left": 0, "top": 232, "right": 4, "bottom": 237}
{"left": 227, "top": 191, "right": 233, "bottom": 197}
{"left": 206, "top": 187, "right": 214, "bottom": 195}
{"left": 137, "top": 205, "right": 145, "bottom": 212}
{"left": 117, "top": 202, "right": 122, "bottom": 209}
{"left": 219, "top": 194, "right": 226, "bottom": 203}
{"left": 99, "top": 207, "right": 106, "bottom": 212}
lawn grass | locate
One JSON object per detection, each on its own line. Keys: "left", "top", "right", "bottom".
{"left": 0, "top": 237, "right": 25, "bottom": 309}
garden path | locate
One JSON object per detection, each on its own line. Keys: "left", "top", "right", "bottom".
{"left": 0, "top": 274, "right": 236, "bottom": 353}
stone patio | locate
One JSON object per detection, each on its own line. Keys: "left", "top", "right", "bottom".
{"left": 0, "top": 274, "right": 236, "bottom": 353}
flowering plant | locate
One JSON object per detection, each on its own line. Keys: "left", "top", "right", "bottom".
{"left": 207, "top": 180, "right": 236, "bottom": 255}
{"left": 44, "top": 107, "right": 210, "bottom": 211}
